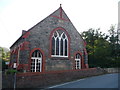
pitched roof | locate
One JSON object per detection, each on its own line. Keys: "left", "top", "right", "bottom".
{"left": 10, "top": 6, "right": 71, "bottom": 49}
{"left": 10, "top": 5, "right": 84, "bottom": 49}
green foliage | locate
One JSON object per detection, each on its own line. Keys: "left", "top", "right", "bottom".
{"left": 2, "top": 60, "right": 6, "bottom": 70}
{"left": 81, "top": 25, "right": 120, "bottom": 68}
{"left": 0, "top": 47, "right": 10, "bottom": 61}
{"left": 0, "top": 47, "right": 10, "bottom": 71}
{"left": 5, "top": 69, "right": 17, "bottom": 75}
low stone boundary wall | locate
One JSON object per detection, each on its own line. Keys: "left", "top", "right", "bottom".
{"left": 103, "top": 68, "right": 120, "bottom": 73}
{"left": 16, "top": 68, "right": 105, "bottom": 88}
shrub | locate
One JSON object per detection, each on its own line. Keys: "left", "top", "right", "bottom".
{"left": 6, "top": 69, "right": 17, "bottom": 75}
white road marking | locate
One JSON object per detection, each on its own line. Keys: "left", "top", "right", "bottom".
{"left": 49, "top": 78, "right": 85, "bottom": 88}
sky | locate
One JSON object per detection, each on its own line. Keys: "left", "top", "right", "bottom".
{"left": 0, "top": 0, "right": 119, "bottom": 49}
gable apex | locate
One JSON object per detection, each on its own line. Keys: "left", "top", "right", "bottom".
{"left": 10, "top": 6, "right": 73, "bottom": 49}
{"left": 50, "top": 5, "right": 70, "bottom": 21}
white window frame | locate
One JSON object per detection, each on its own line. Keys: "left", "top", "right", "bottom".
{"left": 75, "top": 53, "right": 81, "bottom": 69}
{"left": 31, "top": 50, "right": 42, "bottom": 72}
{"left": 51, "top": 31, "right": 68, "bottom": 57}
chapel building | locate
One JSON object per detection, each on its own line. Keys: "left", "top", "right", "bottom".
{"left": 10, "top": 5, "right": 89, "bottom": 73}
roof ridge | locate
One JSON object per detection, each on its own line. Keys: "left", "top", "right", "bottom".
{"left": 10, "top": 5, "right": 72, "bottom": 48}
{"left": 10, "top": 7, "right": 61, "bottom": 48}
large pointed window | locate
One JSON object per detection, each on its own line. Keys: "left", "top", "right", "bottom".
{"left": 51, "top": 30, "right": 68, "bottom": 57}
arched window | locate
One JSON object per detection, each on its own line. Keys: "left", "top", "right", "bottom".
{"left": 31, "top": 50, "right": 42, "bottom": 72}
{"left": 51, "top": 30, "right": 68, "bottom": 57}
{"left": 75, "top": 53, "right": 81, "bottom": 69}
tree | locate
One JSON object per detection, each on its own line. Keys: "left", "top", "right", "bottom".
{"left": 0, "top": 47, "right": 10, "bottom": 70}
{"left": 108, "top": 25, "right": 118, "bottom": 57}
{"left": 107, "top": 25, "right": 120, "bottom": 67}
{"left": 81, "top": 27, "right": 120, "bottom": 68}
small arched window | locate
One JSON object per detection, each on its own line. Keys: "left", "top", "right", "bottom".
{"left": 51, "top": 30, "right": 68, "bottom": 57}
{"left": 31, "top": 50, "right": 42, "bottom": 72}
{"left": 75, "top": 53, "right": 81, "bottom": 69}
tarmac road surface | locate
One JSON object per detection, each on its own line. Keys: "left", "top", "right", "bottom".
{"left": 49, "top": 73, "right": 119, "bottom": 88}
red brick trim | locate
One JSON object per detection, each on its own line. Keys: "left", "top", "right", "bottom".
{"left": 83, "top": 40, "right": 87, "bottom": 47}
{"left": 16, "top": 47, "right": 19, "bottom": 66}
{"left": 73, "top": 51, "right": 85, "bottom": 69}
{"left": 17, "top": 64, "right": 29, "bottom": 70}
{"left": 22, "top": 31, "right": 30, "bottom": 38}
{"left": 8, "top": 63, "right": 13, "bottom": 68}
{"left": 49, "top": 27, "right": 71, "bottom": 59}
{"left": 10, "top": 41, "right": 30, "bottom": 69}
{"left": 9, "top": 50, "right": 18, "bottom": 68}
{"left": 51, "top": 6, "right": 69, "bottom": 21}
{"left": 20, "top": 41, "right": 30, "bottom": 50}
{"left": 16, "top": 68, "right": 97, "bottom": 77}
{"left": 28, "top": 48, "right": 45, "bottom": 73}
{"left": 83, "top": 48, "right": 88, "bottom": 55}
{"left": 85, "top": 64, "right": 89, "bottom": 68}
{"left": 60, "top": 6, "right": 62, "bottom": 18}
{"left": 51, "top": 16, "right": 69, "bottom": 21}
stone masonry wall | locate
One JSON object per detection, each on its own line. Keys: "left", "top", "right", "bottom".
{"left": 10, "top": 7, "right": 88, "bottom": 72}
{"left": 16, "top": 68, "right": 105, "bottom": 88}
{"left": 27, "top": 8, "right": 87, "bottom": 71}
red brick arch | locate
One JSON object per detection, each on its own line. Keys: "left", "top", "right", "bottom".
{"left": 29, "top": 48, "right": 45, "bottom": 73}
{"left": 73, "top": 51, "right": 85, "bottom": 69}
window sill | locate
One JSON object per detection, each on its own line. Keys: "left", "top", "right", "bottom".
{"left": 51, "top": 55, "right": 68, "bottom": 58}
{"left": 50, "top": 56, "right": 69, "bottom": 60}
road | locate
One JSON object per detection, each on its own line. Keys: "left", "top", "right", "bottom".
{"left": 49, "top": 73, "right": 119, "bottom": 88}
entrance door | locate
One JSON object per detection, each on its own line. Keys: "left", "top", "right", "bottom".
{"left": 31, "top": 50, "right": 42, "bottom": 72}
{"left": 75, "top": 53, "right": 81, "bottom": 69}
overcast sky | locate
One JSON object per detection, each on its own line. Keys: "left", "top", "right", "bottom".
{"left": 0, "top": 0, "right": 119, "bottom": 49}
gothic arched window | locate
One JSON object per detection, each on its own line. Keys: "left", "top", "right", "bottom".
{"left": 51, "top": 30, "right": 68, "bottom": 57}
